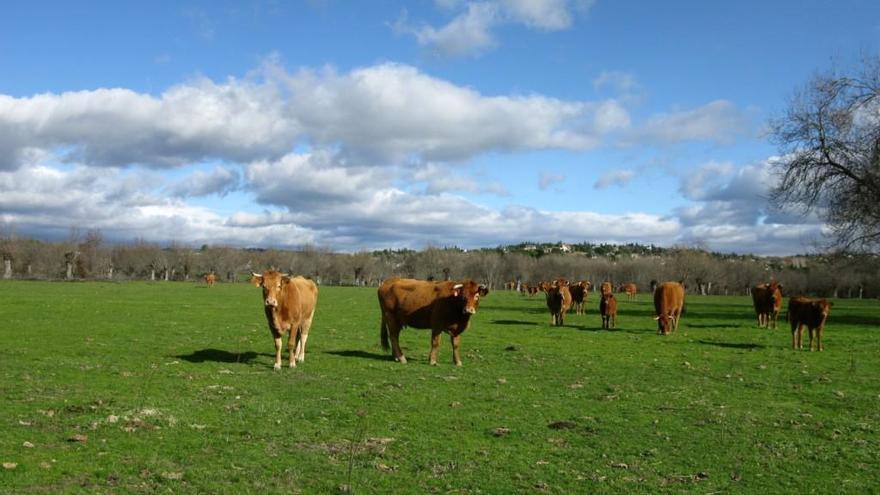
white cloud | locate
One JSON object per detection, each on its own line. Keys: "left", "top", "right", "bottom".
{"left": 539, "top": 171, "right": 565, "bottom": 190}
{"left": 0, "top": 79, "right": 298, "bottom": 169}
{"left": 395, "top": 0, "right": 593, "bottom": 58}
{"left": 501, "top": 0, "right": 574, "bottom": 30}
{"left": 630, "top": 100, "right": 751, "bottom": 145}
{"left": 594, "top": 169, "right": 635, "bottom": 189}
{"left": 410, "top": 163, "right": 509, "bottom": 195}
{"left": 165, "top": 166, "right": 241, "bottom": 198}
{"left": 281, "top": 62, "right": 612, "bottom": 161}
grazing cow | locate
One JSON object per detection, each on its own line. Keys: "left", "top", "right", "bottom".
{"left": 599, "top": 292, "right": 617, "bottom": 329}
{"left": 251, "top": 271, "right": 318, "bottom": 370}
{"left": 569, "top": 281, "right": 589, "bottom": 315}
{"left": 378, "top": 278, "right": 488, "bottom": 366}
{"left": 600, "top": 281, "right": 613, "bottom": 297}
{"left": 619, "top": 283, "right": 637, "bottom": 301}
{"left": 653, "top": 281, "right": 685, "bottom": 335}
{"left": 788, "top": 297, "right": 832, "bottom": 351}
{"left": 752, "top": 282, "right": 783, "bottom": 329}
{"left": 204, "top": 272, "right": 216, "bottom": 287}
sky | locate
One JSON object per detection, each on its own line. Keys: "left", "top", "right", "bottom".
{"left": 1, "top": 0, "right": 879, "bottom": 255}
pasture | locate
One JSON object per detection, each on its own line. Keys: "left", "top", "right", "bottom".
{"left": 1, "top": 280, "right": 878, "bottom": 494}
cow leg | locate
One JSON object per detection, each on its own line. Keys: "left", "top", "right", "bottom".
{"left": 791, "top": 324, "right": 797, "bottom": 350}
{"left": 386, "top": 317, "right": 407, "bottom": 364}
{"left": 273, "top": 335, "right": 283, "bottom": 371}
{"left": 287, "top": 328, "right": 302, "bottom": 368}
{"left": 429, "top": 330, "right": 442, "bottom": 366}
{"left": 296, "top": 316, "right": 313, "bottom": 362}
{"left": 450, "top": 333, "right": 463, "bottom": 367}
{"left": 818, "top": 326, "right": 824, "bottom": 351}
{"left": 611, "top": 315, "right": 616, "bottom": 329}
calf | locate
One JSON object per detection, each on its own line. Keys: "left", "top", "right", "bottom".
{"left": 252, "top": 271, "right": 319, "bottom": 370}
{"left": 599, "top": 292, "right": 617, "bottom": 329}
{"left": 378, "top": 277, "right": 488, "bottom": 366}
{"left": 545, "top": 279, "right": 572, "bottom": 326}
{"left": 653, "top": 281, "right": 685, "bottom": 335}
{"left": 204, "top": 272, "right": 216, "bottom": 287}
{"left": 752, "top": 282, "right": 783, "bottom": 328}
{"left": 569, "top": 281, "right": 589, "bottom": 315}
{"left": 619, "top": 283, "right": 637, "bottom": 301}
{"left": 788, "top": 297, "right": 832, "bottom": 351}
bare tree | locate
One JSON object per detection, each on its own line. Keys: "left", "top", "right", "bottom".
{"left": 770, "top": 55, "right": 880, "bottom": 252}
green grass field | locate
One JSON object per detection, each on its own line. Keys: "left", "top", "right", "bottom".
{"left": 1, "top": 280, "right": 878, "bottom": 494}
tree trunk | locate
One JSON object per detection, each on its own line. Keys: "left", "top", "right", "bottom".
{"left": 66, "top": 262, "right": 73, "bottom": 280}
{"left": 150, "top": 269, "right": 156, "bottom": 281}
{"left": 3, "top": 259, "right": 11, "bottom": 279}
{"left": 108, "top": 266, "right": 114, "bottom": 279}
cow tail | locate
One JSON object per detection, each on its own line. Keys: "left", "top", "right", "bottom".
{"left": 380, "top": 314, "right": 390, "bottom": 351}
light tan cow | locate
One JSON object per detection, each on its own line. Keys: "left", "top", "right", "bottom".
{"left": 251, "top": 271, "right": 318, "bottom": 370}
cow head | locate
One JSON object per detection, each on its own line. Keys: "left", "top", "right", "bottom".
{"left": 813, "top": 299, "right": 832, "bottom": 320}
{"left": 252, "top": 270, "right": 290, "bottom": 308}
{"left": 452, "top": 280, "right": 489, "bottom": 315}
{"left": 654, "top": 313, "right": 676, "bottom": 334}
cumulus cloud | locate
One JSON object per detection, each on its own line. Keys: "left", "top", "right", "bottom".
{"left": 410, "top": 163, "right": 509, "bottom": 195}
{"left": 671, "top": 158, "right": 824, "bottom": 254}
{"left": 281, "top": 62, "right": 613, "bottom": 162}
{"left": 594, "top": 169, "right": 636, "bottom": 189}
{"left": 629, "top": 100, "right": 752, "bottom": 145}
{"left": 394, "top": 0, "right": 593, "bottom": 57}
{"left": 1, "top": 61, "right": 628, "bottom": 171}
{"left": 165, "top": 166, "right": 241, "bottom": 198}
{"left": 539, "top": 171, "right": 565, "bottom": 190}
{"left": 0, "top": 79, "right": 298, "bottom": 170}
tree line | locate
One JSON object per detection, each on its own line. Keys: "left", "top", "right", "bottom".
{"left": 1, "top": 230, "right": 878, "bottom": 299}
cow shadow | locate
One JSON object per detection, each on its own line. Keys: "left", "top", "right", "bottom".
{"left": 325, "top": 350, "right": 391, "bottom": 362}
{"left": 174, "top": 348, "right": 265, "bottom": 364}
{"left": 696, "top": 340, "right": 765, "bottom": 350}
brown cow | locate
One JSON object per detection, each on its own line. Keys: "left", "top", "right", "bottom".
{"left": 600, "top": 281, "right": 613, "bottom": 297}
{"left": 378, "top": 277, "right": 488, "bottom": 366}
{"left": 653, "top": 281, "right": 685, "bottom": 335}
{"left": 569, "top": 281, "right": 589, "bottom": 315}
{"left": 788, "top": 297, "right": 832, "bottom": 351}
{"left": 599, "top": 292, "right": 617, "bottom": 329}
{"left": 619, "top": 283, "right": 637, "bottom": 301}
{"left": 251, "top": 271, "right": 318, "bottom": 370}
{"left": 545, "top": 279, "right": 572, "bottom": 326}
{"left": 752, "top": 282, "right": 783, "bottom": 328}
{"left": 204, "top": 272, "right": 216, "bottom": 287}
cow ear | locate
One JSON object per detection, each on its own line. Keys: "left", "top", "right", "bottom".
{"left": 281, "top": 276, "right": 291, "bottom": 285}
{"left": 251, "top": 275, "right": 263, "bottom": 287}
{"left": 452, "top": 283, "right": 463, "bottom": 297}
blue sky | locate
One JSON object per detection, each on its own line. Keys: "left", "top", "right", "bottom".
{"left": 1, "top": 0, "right": 878, "bottom": 254}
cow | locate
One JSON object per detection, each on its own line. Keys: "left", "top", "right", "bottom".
{"left": 653, "top": 281, "right": 685, "bottom": 335}
{"left": 600, "top": 292, "right": 617, "bottom": 329}
{"left": 569, "top": 281, "right": 589, "bottom": 315}
{"left": 378, "top": 277, "right": 488, "bottom": 366}
{"left": 204, "top": 272, "right": 216, "bottom": 287}
{"left": 251, "top": 271, "right": 318, "bottom": 371}
{"left": 788, "top": 297, "right": 832, "bottom": 351}
{"left": 619, "top": 283, "right": 637, "bottom": 301}
{"left": 600, "top": 281, "right": 613, "bottom": 297}
{"left": 545, "top": 279, "right": 572, "bottom": 326}
{"left": 752, "top": 282, "right": 783, "bottom": 329}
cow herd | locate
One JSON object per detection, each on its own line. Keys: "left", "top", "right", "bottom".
{"left": 245, "top": 270, "right": 834, "bottom": 370}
